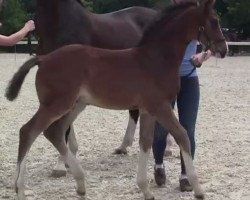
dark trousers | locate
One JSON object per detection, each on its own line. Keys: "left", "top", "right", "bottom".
{"left": 152, "top": 76, "right": 200, "bottom": 175}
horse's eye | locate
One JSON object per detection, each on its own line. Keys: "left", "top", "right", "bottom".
{"left": 210, "top": 19, "right": 219, "bottom": 29}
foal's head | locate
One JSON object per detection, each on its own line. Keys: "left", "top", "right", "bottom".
{"left": 197, "top": 0, "right": 227, "bottom": 57}
{"left": 139, "top": 0, "right": 227, "bottom": 58}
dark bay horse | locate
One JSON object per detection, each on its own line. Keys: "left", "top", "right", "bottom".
{"left": 35, "top": 0, "right": 157, "bottom": 176}
{"left": 6, "top": 1, "right": 227, "bottom": 199}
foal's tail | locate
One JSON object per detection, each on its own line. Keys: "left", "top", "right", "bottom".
{"left": 5, "top": 56, "right": 39, "bottom": 101}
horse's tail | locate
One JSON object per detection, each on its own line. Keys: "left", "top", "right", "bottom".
{"left": 5, "top": 56, "right": 39, "bottom": 101}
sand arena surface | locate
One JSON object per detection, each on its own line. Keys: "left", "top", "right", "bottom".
{"left": 0, "top": 54, "right": 249, "bottom": 200}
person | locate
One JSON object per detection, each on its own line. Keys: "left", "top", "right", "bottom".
{"left": 152, "top": 0, "right": 213, "bottom": 192}
{"left": 0, "top": 20, "right": 35, "bottom": 46}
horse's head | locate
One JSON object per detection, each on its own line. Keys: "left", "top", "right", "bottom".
{"left": 197, "top": 0, "right": 228, "bottom": 58}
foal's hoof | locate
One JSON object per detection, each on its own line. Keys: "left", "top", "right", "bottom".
{"left": 113, "top": 148, "right": 128, "bottom": 155}
{"left": 145, "top": 197, "right": 154, "bottom": 200}
{"left": 50, "top": 169, "right": 67, "bottom": 178}
{"left": 76, "top": 189, "right": 86, "bottom": 196}
{"left": 195, "top": 193, "right": 205, "bottom": 199}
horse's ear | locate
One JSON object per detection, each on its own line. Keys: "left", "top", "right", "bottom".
{"left": 198, "top": 0, "right": 215, "bottom": 14}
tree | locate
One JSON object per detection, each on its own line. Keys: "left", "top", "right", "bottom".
{"left": 20, "top": 0, "right": 36, "bottom": 14}
{"left": 215, "top": 0, "right": 250, "bottom": 39}
{"left": 223, "top": 0, "right": 250, "bottom": 39}
{"left": 0, "top": 0, "right": 27, "bottom": 35}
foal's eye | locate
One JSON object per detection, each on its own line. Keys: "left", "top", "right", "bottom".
{"left": 210, "top": 19, "right": 219, "bottom": 29}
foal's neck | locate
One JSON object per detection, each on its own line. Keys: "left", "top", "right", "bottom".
{"left": 141, "top": 8, "right": 199, "bottom": 69}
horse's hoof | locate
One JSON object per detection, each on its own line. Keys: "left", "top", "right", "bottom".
{"left": 195, "top": 193, "right": 205, "bottom": 199}
{"left": 145, "top": 197, "right": 154, "bottom": 200}
{"left": 50, "top": 169, "right": 67, "bottom": 178}
{"left": 113, "top": 148, "right": 128, "bottom": 155}
{"left": 76, "top": 189, "right": 86, "bottom": 196}
{"left": 17, "top": 191, "right": 26, "bottom": 200}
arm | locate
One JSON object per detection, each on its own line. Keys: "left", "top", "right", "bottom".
{"left": 0, "top": 20, "right": 35, "bottom": 46}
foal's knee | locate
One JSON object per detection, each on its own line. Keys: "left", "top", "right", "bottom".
{"left": 174, "top": 129, "right": 191, "bottom": 154}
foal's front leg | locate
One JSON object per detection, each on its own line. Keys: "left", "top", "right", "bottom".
{"left": 154, "top": 103, "right": 204, "bottom": 199}
{"left": 137, "top": 113, "right": 155, "bottom": 200}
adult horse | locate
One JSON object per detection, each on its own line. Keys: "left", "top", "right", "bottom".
{"left": 6, "top": 0, "right": 227, "bottom": 199}
{"left": 35, "top": 0, "right": 157, "bottom": 176}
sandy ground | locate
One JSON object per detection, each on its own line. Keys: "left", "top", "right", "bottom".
{"left": 0, "top": 53, "right": 249, "bottom": 200}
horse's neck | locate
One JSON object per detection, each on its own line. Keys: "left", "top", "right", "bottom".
{"left": 142, "top": 11, "right": 199, "bottom": 69}
{"left": 36, "top": 0, "right": 91, "bottom": 54}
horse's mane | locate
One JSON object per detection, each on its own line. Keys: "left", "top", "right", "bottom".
{"left": 76, "top": 0, "right": 86, "bottom": 8}
{"left": 138, "top": 2, "right": 197, "bottom": 46}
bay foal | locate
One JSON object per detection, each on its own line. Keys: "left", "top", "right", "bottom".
{"left": 6, "top": 0, "right": 227, "bottom": 199}
{"left": 35, "top": 0, "right": 157, "bottom": 175}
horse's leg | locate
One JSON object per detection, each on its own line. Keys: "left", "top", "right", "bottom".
{"left": 165, "top": 134, "right": 174, "bottom": 157}
{"left": 15, "top": 106, "right": 68, "bottom": 200}
{"left": 44, "top": 101, "right": 86, "bottom": 195}
{"left": 68, "top": 124, "right": 78, "bottom": 156}
{"left": 114, "top": 109, "right": 139, "bottom": 154}
{"left": 137, "top": 113, "right": 155, "bottom": 200}
{"left": 51, "top": 124, "right": 78, "bottom": 177}
{"left": 153, "top": 103, "right": 204, "bottom": 199}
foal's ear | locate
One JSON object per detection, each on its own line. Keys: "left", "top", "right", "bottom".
{"left": 199, "top": 0, "right": 215, "bottom": 12}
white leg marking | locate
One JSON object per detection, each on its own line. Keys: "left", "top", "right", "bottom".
{"left": 137, "top": 148, "right": 154, "bottom": 200}
{"left": 116, "top": 116, "right": 137, "bottom": 153}
{"left": 15, "top": 157, "right": 26, "bottom": 200}
{"left": 181, "top": 150, "right": 204, "bottom": 198}
{"left": 51, "top": 156, "right": 67, "bottom": 177}
{"left": 68, "top": 126, "right": 78, "bottom": 156}
{"left": 64, "top": 150, "right": 85, "bottom": 195}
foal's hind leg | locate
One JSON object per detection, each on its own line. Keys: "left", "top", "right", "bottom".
{"left": 114, "top": 109, "right": 139, "bottom": 154}
{"left": 44, "top": 100, "right": 87, "bottom": 195}
{"left": 152, "top": 103, "right": 204, "bottom": 199}
{"left": 68, "top": 125, "right": 78, "bottom": 156}
{"left": 52, "top": 124, "right": 78, "bottom": 177}
{"left": 15, "top": 106, "right": 69, "bottom": 200}
{"left": 137, "top": 113, "right": 155, "bottom": 200}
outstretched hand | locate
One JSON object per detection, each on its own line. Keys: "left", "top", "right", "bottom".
{"left": 24, "top": 20, "right": 35, "bottom": 32}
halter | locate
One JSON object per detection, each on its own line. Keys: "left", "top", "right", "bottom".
{"left": 198, "top": 25, "right": 226, "bottom": 51}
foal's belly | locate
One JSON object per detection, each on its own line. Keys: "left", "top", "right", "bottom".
{"left": 79, "top": 86, "right": 141, "bottom": 110}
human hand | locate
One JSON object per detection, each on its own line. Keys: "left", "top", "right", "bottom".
{"left": 24, "top": 20, "right": 35, "bottom": 32}
{"left": 191, "top": 52, "right": 206, "bottom": 66}
{"left": 191, "top": 50, "right": 212, "bottom": 65}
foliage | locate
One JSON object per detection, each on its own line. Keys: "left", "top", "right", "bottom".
{"left": 84, "top": 0, "right": 94, "bottom": 11}
{"left": 222, "top": 0, "right": 250, "bottom": 39}
{"left": 0, "top": 0, "right": 27, "bottom": 35}
{"left": 20, "top": 0, "right": 36, "bottom": 14}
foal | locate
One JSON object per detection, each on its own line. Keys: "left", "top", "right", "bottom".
{"left": 35, "top": 0, "right": 158, "bottom": 175}
{"left": 6, "top": 0, "right": 227, "bottom": 199}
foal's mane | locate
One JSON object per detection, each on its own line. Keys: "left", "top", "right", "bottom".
{"left": 138, "top": 2, "right": 197, "bottom": 46}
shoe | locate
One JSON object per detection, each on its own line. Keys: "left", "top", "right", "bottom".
{"left": 154, "top": 166, "right": 166, "bottom": 186}
{"left": 179, "top": 178, "right": 193, "bottom": 192}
